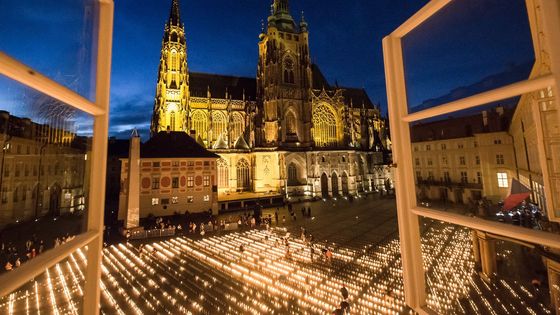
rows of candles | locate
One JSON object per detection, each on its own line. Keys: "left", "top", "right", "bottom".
{"left": 0, "top": 221, "right": 550, "bottom": 314}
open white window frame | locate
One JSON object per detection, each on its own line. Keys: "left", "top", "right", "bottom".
{"left": 0, "top": 1, "right": 114, "bottom": 314}
{"left": 383, "top": 0, "right": 560, "bottom": 313}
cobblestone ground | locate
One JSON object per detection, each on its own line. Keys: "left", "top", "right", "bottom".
{"left": 0, "top": 195, "right": 553, "bottom": 314}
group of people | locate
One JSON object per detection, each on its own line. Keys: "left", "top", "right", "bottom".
{"left": 1, "top": 233, "right": 75, "bottom": 272}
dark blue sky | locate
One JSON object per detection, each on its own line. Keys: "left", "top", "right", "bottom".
{"left": 0, "top": 0, "right": 534, "bottom": 139}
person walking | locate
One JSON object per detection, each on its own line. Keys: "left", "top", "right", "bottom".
{"left": 275, "top": 210, "right": 279, "bottom": 225}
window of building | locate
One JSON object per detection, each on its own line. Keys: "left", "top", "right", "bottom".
{"left": 236, "top": 159, "right": 250, "bottom": 190}
{"left": 477, "top": 172, "right": 482, "bottom": 184}
{"left": 474, "top": 141, "right": 478, "bottom": 147}
{"left": 152, "top": 177, "right": 160, "bottom": 189}
{"left": 494, "top": 139, "right": 502, "bottom": 144}
{"left": 284, "top": 57, "right": 295, "bottom": 84}
{"left": 203, "top": 161, "right": 210, "bottom": 166}
{"left": 415, "top": 158, "right": 420, "bottom": 166}
{"left": 288, "top": 163, "right": 298, "bottom": 186}
{"left": 427, "top": 159, "right": 433, "bottom": 166}
{"left": 312, "top": 103, "right": 338, "bottom": 147}
{"left": 496, "top": 154, "right": 504, "bottom": 165}
{"left": 428, "top": 171, "right": 434, "bottom": 180}
{"left": 416, "top": 171, "right": 422, "bottom": 181}
{"left": 203, "top": 175, "right": 210, "bottom": 187}
{"left": 458, "top": 144, "right": 464, "bottom": 149}
{"left": 497, "top": 172, "right": 508, "bottom": 188}
{"left": 152, "top": 198, "right": 159, "bottom": 206}
{"left": 460, "top": 171, "right": 468, "bottom": 183}
{"left": 426, "top": 144, "right": 431, "bottom": 151}
{"left": 187, "top": 196, "right": 194, "bottom": 203}
{"left": 321, "top": 156, "right": 326, "bottom": 163}
{"left": 217, "top": 158, "right": 229, "bottom": 188}
{"left": 191, "top": 110, "right": 208, "bottom": 142}
{"left": 187, "top": 161, "right": 195, "bottom": 167}
{"left": 441, "top": 143, "right": 446, "bottom": 150}
{"left": 161, "top": 198, "right": 169, "bottom": 205}
{"left": 459, "top": 156, "right": 466, "bottom": 165}
{"left": 187, "top": 176, "right": 194, "bottom": 188}
{"left": 444, "top": 171, "right": 450, "bottom": 182}
{"left": 231, "top": 112, "right": 245, "bottom": 141}
{"left": 211, "top": 111, "right": 227, "bottom": 142}
{"left": 172, "top": 196, "right": 178, "bottom": 204}
{"left": 475, "top": 156, "right": 480, "bottom": 165}
{"left": 442, "top": 156, "right": 447, "bottom": 165}
{"left": 414, "top": 146, "right": 418, "bottom": 151}
{"left": 172, "top": 161, "right": 179, "bottom": 167}
{"left": 172, "top": 177, "right": 179, "bottom": 188}
{"left": 153, "top": 162, "right": 160, "bottom": 167}
{"left": 15, "top": 164, "right": 20, "bottom": 177}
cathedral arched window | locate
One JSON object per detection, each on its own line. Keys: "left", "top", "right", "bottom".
{"left": 284, "top": 57, "right": 295, "bottom": 84}
{"left": 236, "top": 158, "right": 250, "bottom": 190}
{"left": 288, "top": 163, "right": 298, "bottom": 186}
{"left": 169, "top": 111, "right": 176, "bottom": 131}
{"left": 212, "top": 111, "right": 227, "bottom": 142}
{"left": 217, "top": 158, "right": 229, "bottom": 188}
{"left": 312, "top": 103, "right": 338, "bottom": 147}
{"left": 230, "top": 112, "right": 245, "bottom": 141}
{"left": 285, "top": 111, "right": 297, "bottom": 135}
{"left": 170, "top": 51, "right": 177, "bottom": 71}
{"left": 191, "top": 110, "right": 208, "bottom": 142}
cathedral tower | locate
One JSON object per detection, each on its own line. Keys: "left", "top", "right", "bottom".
{"left": 256, "top": 0, "right": 313, "bottom": 147}
{"left": 151, "top": 0, "right": 189, "bottom": 136}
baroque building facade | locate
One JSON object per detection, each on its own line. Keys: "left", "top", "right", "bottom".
{"left": 149, "top": 0, "right": 392, "bottom": 204}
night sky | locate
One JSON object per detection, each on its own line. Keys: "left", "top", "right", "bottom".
{"left": 0, "top": 0, "right": 534, "bottom": 139}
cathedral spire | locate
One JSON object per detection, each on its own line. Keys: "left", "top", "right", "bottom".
{"left": 273, "top": 0, "right": 290, "bottom": 15}
{"left": 168, "top": 0, "right": 181, "bottom": 26}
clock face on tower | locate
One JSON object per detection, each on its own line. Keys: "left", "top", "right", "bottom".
{"left": 284, "top": 57, "right": 294, "bottom": 70}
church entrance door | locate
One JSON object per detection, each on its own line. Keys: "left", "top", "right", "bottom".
{"left": 321, "top": 173, "right": 329, "bottom": 198}
{"left": 341, "top": 172, "right": 349, "bottom": 195}
{"left": 332, "top": 172, "right": 339, "bottom": 196}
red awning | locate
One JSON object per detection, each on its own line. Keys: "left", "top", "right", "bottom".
{"left": 503, "top": 192, "right": 531, "bottom": 211}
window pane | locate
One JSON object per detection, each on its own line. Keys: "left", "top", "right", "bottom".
{"left": 419, "top": 219, "right": 554, "bottom": 314}
{"left": 0, "top": 0, "right": 99, "bottom": 101}
{"left": 402, "top": 0, "right": 534, "bottom": 113}
{"left": 0, "top": 75, "right": 93, "bottom": 272}
{"left": 0, "top": 247, "right": 87, "bottom": 314}
{"left": 410, "top": 94, "right": 560, "bottom": 233}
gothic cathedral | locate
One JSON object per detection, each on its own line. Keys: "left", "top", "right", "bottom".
{"left": 150, "top": 0, "right": 393, "bottom": 201}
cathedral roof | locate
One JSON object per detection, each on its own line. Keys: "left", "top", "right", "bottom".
{"left": 341, "top": 87, "right": 376, "bottom": 110}
{"left": 141, "top": 131, "right": 219, "bottom": 159}
{"left": 189, "top": 72, "right": 257, "bottom": 100}
{"left": 311, "top": 64, "right": 376, "bottom": 110}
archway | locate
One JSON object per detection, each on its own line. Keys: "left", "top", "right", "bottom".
{"left": 331, "top": 172, "right": 339, "bottom": 197}
{"left": 341, "top": 172, "right": 349, "bottom": 195}
{"left": 49, "top": 183, "right": 61, "bottom": 216}
{"left": 321, "top": 173, "right": 329, "bottom": 199}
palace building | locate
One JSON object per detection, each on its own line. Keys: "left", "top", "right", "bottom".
{"left": 144, "top": 0, "right": 392, "bottom": 209}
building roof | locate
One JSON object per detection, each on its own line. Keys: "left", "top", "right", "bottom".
{"left": 141, "top": 131, "right": 219, "bottom": 158}
{"left": 410, "top": 107, "right": 514, "bottom": 142}
{"left": 341, "top": 87, "right": 376, "bottom": 110}
{"left": 189, "top": 72, "right": 257, "bottom": 100}
{"left": 187, "top": 65, "right": 376, "bottom": 110}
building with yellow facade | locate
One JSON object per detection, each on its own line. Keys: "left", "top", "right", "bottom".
{"left": 146, "top": 0, "right": 392, "bottom": 208}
